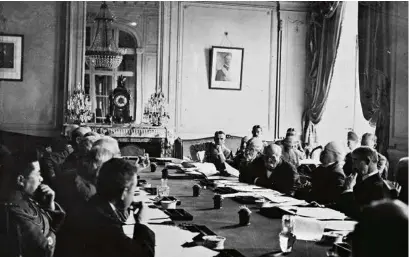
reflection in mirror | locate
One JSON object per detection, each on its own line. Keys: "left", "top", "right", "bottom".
{"left": 85, "top": 1, "right": 159, "bottom": 125}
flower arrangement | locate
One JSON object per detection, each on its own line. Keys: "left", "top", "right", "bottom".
{"left": 143, "top": 92, "right": 170, "bottom": 126}
{"left": 66, "top": 83, "right": 93, "bottom": 124}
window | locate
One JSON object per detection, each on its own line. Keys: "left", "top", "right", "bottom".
{"left": 85, "top": 25, "right": 137, "bottom": 123}
{"left": 316, "top": 2, "right": 374, "bottom": 147}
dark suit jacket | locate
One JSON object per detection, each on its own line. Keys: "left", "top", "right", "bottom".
{"left": 204, "top": 143, "right": 233, "bottom": 174}
{"left": 54, "top": 172, "right": 96, "bottom": 214}
{"left": 57, "top": 195, "right": 155, "bottom": 257}
{"left": 343, "top": 152, "right": 354, "bottom": 176}
{"left": 337, "top": 173, "right": 393, "bottom": 219}
{"left": 240, "top": 156, "right": 298, "bottom": 195}
{"left": 1, "top": 191, "right": 65, "bottom": 257}
{"left": 39, "top": 146, "right": 74, "bottom": 188}
{"left": 310, "top": 162, "right": 346, "bottom": 205}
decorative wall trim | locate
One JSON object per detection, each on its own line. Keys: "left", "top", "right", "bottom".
{"left": 174, "top": 1, "right": 278, "bottom": 135}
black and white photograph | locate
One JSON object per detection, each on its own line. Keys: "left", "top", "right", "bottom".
{"left": 0, "top": 2, "right": 407, "bottom": 257}
{"left": 0, "top": 34, "right": 23, "bottom": 81}
{"left": 210, "top": 46, "right": 244, "bottom": 90}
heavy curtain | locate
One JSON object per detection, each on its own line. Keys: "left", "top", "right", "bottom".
{"left": 358, "top": 2, "right": 392, "bottom": 155}
{"left": 303, "top": 2, "right": 345, "bottom": 146}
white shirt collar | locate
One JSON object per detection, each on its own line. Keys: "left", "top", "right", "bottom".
{"left": 109, "top": 202, "right": 117, "bottom": 212}
{"left": 362, "top": 171, "right": 379, "bottom": 181}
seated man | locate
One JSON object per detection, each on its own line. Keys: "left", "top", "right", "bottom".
{"left": 240, "top": 144, "right": 299, "bottom": 195}
{"left": 251, "top": 125, "right": 263, "bottom": 139}
{"left": 38, "top": 143, "right": 74, "bottom": 189}
{"left": 337, "top": 147, "right": 394, "bottom": 219}
{"left": 343, "top": 131, "right": 360, "bottom": 176}
{"left": 61, "top": 126, "right": 92, "bottom": 173}
{"left": 57, "top": 158, "right": 155, "bottom": 257}
{"left": 309, "top": 141, "right": 346, "bottom": 205}
{"left": 351, "top": 199, "right": 408, "bottom": 257}
{"left": 281, "top": 136, "right": 305, "bottom": 168}
{"left": 0, "top": 151, "right": 65, "bottom": 257}
{"left": 235, "top": 136, "right": 249, "bottom": 156}
{"left": 204, "top": 131, "right": 233, "bottom": 174}
{"left": 231, "top": 136, "right": 249, "bottom": 169}
{"left": 361, "top": 133, "right": 389, "bottom": 179}
{"left": 238, "top": 138, "right": 265, "bottom": 180}
{"left": 55, "top": 139, "right": 114, "bottom": 213}
{"left": 396, "top": 157, "right": 408, "bottom": 204}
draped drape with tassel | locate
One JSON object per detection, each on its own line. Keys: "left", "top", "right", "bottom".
{"left": 358, "top": 2, "right": 392, "bottom": 155}
{"left": 303, "top": 2, "right": 345, "bottom": 147}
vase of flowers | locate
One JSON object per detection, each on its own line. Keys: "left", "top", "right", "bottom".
{"left": 66, "top": 83, "right": 93, "bottom": 124}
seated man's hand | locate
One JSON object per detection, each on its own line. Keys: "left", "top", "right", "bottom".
{"left": 344, "top": 173, "right": 357, "bottom": 192}
{"left": 133, "top": 201, "right": 150, "bottom": 224}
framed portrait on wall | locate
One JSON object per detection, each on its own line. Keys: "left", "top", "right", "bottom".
{"left": 0, "top": 34, "right": 24, "bottom": 81}
{"left": 209, "top": 46, "right": 244, "bottom": 90}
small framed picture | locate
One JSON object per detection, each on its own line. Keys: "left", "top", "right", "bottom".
{"left": 0, "top": 34, "right": 24, "bottom": 81}
{"left": 209, "top": 46, "right": 244, "bottom": 90}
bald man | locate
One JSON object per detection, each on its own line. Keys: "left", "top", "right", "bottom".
{"left": 351, "top": 200, "right": 408, "bottom": 257}
{"left": 240, "top": 144, "right": 298, "bottom": 195}
{"left": 309, "top": 141, "right": 346, "bottom": 205}
{"left": 281, "top": 136, "right": 305, "bottom": 168}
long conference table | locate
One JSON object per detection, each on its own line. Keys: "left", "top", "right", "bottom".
{"left": 135, "top": 161, "right": 343, "bottom": 257}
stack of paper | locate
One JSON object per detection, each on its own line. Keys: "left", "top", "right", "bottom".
{"left": 324, "top": 220, "right": 357, "bottom": 231}
{"left": 148, "top": 225, "right": 202, "bottom": 257}
{"left": 280, "top": 207, "right": 347, "bottom": 220}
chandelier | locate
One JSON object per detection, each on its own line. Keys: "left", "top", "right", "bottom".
{"left": 86, "top": 2, "right": 125, "bottom": 69}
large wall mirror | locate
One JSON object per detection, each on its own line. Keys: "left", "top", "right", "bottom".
{"left": 82, "top": 1, "right": 159, "bottom": 124}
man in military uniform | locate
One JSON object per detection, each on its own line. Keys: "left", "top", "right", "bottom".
{"left": 0, "top": 151, "right": 65, "bottom": 257}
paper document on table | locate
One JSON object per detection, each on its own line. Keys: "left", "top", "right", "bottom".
{"left": 324, "top": 220, "right": 357, "bottom": 231}
{"left": 148, "top": 225, "right": 201, "bottom": 257}
{"left": 299, "top": 159, "right": 321, "bottom": 165}
{"left": 292, "top": 216, "right": 326, "bottom": 241}
{"left": 182, "top": 162, "right": 219, "bottom": 177}
{"left": 259, "top": 194, "right": 299, "bottom": 203}
{"left": 179, "top": 246, "right": 218, "bottom": 257}
{"left": 229, "top": 185, "right": 274, "bottom": 193}
{"left": 221, "top": 192, "right": 259, "bottom": 198}
{"left": 225, "top": 162, "right": 239, "bottom": 177}
{"left": 281, "top": 207, "right": 347, "bottom": 220}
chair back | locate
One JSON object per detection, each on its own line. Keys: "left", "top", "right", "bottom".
{"left": 310, "top": 145, "right": 323, "bottom": 160}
